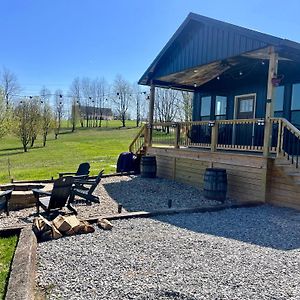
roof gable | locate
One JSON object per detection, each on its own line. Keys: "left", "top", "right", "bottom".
{"left": 139, "top": 13, "right": 299, "bottom": 86}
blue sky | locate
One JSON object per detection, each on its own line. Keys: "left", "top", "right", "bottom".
{"left": 1, "top": 0, "right": 300, "bottom": 96}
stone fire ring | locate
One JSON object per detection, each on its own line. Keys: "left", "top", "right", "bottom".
{"left": 0, "top": 183, "right": 53, "bottom": 210}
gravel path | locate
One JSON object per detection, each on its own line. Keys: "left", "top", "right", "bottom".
{"left": 37, "top": 205, "right": 300, "bottom": 300}
{"left": 0, "top": 176, "right": 220, "bottom": 229}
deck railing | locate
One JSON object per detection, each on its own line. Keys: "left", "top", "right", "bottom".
{"left": 129, "top": 124, "right": 147, "bottom": 155}
{"left": 129, "top": 118, "right": 300, "bottom": 166}
{"left": 276, "top": 118, "right": 300, "bottom": 168}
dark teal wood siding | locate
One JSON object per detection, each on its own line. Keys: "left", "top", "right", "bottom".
{"left": 154, "top": 20, "right": 268, "bottom": 79}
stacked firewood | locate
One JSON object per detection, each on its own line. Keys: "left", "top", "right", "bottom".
{"left": 32, "top": 215, "right": 95, "bottom": 241}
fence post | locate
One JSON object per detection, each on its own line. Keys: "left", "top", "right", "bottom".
{"left": 174, "top": 123, "right": 180, "bottom": 149}
{"left": 211, "top": 121, "right": 218, "bottom": 152}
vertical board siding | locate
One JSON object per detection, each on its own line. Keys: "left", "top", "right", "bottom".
{"left": 154, "top": 22, "right": 268, "bottom": 78}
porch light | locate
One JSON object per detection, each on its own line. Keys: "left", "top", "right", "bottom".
{"left": 194, "top": 83, "right": 197, "bottom": 88}
{"left": 239, "top": 71, "right": 243, "bottom": 76}
{"left": 217, "top": 76, "right": 220, "bottom": 80}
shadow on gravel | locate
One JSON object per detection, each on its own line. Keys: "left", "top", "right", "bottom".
{"left": 103, "top": 177, "right": 300, "bottom": 251}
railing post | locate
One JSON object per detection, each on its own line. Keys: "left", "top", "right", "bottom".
{"left": 276, "top": 119, "right": 283, "bottom": 157}
{"left": 263, "top": 46, "right": 278, "bottom": 157}
{"left": 148, "top": 84, "right": 155, "bottom": 147}
{"left": 210, "top": 121, "right": 218, "bottom": 152}
{"left": 174, "top": 123, "right": 180, "bottom": 149}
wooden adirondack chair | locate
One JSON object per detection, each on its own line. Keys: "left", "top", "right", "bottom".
{"left": 0, "top": 190, "right": 13, "bottom": 216}
{"left": 70, "top": 170, "right": 104, "bottom": 204}
{"left": 59, "top": 162, "right": 90, "bottom": 178}
{"left": 33, "top": 176, "right": 76, "bottom": 215}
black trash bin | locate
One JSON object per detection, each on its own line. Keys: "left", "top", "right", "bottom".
{"left": 203, "top": 168, "right": 227, "bottom": 202}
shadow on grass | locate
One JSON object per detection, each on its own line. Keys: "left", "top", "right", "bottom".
{"left": 0, "top": 151, "right": 24, "bottom": 157}
{"left": 103, "top": 176, "right": 300, "bottom": 251}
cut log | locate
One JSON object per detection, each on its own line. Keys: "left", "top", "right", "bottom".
{"left": 53, "top": 215, "right": 81, "bottom": 233}
{"left": 52, "top": 225, "right": 63, "bottom": 239}
{"left": 97, "top": 218, "right": 113, "bottom": 230}
{"left": 77, "top": 220, "right": 95, "bottom": 234}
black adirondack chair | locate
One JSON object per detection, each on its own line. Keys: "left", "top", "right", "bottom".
{"left": 0, "top": 190, "right": 13, "bottom": 216}
{"left": 33, "top": 176, "right": 77, "bottom": 215}
{"left": 59, "top": 162, "right": 90, "bottom": 178}
{"left": 70, "top": 170, "right": 104, "bottom": 204}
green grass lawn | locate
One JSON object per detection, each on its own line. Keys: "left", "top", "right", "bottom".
{"left": 0, "top": 235, "right": 18, "bottom": 299}
{"left": 0, "top": 125, "right": 140, "bottom": 183}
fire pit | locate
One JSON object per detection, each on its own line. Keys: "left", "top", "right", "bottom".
{"left": 0, "top": 183, "right": 53, "bottom": 210}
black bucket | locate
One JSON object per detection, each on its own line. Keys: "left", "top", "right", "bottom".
{"left": 203, "top": 168, "right": 227, "bottom": 202}
{"left": 141, "top": 156, "right": 157, "bottom": 178}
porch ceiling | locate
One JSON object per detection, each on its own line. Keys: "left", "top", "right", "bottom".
{"left": 154, "top": 46, "right": 295, "bottom": 90}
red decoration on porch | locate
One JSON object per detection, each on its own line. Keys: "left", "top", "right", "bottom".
{"left": 271, "top": 75, "right": 284, "bottom": 87}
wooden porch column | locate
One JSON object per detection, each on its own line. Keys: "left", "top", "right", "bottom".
{"left": 263, "top": 46, "right": 278, "bottom": 157}
{"left": 148, "top": 84, "right": 155, "bottom": 146}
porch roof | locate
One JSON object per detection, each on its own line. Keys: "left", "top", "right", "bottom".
{"left": 139, "top": 13, "right": 300, "bottom": 90}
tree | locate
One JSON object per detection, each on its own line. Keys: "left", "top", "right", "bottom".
{"left": 28, "top": 97, "right": 42, "bottom": 147}
{"left": 112, "top": 75, "right": 132, "bottom": 127}
{"left": 93, "top": 78, "right": 107, "bottom": 127}
{"left": 0, "top": 88, "right": 12, "bottom": 138}
{"left": 155, "top": 88, "right": 179, "bottom": 123}
{"left": 180, "top": 91, "right": 193, "bottom": 122}
{"left": 69, "top": 78, "right": 82, "bottom": 131}
{"left": 54, "top": 90, "right": 64, "bottom": 139}
{"left": 0, "top": 67, "right": 21, "bottom": 107}
{"left": 40, "top": 87, "right": 53, "bottom": 146}
{"left": 81, "top": 77, "right": 93, "bottom": 127}
{"left": 133, "top": 83, "right": 142, "bottom": 127}
{"left": 14, "top": 100, "right": 32, "bottom": 152}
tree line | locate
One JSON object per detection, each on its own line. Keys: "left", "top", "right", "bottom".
{"left": 0, "top": 67, "right": 193, "bottom": 152}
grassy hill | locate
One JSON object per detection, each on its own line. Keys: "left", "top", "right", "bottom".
{"left": 0, "top": 120, "right": 140, "bottom": 183}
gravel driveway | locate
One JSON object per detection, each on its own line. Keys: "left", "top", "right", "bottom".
{"left": 0, "top": 176, "right": 219, "bottom": 229}
{"left": 37, "top": 205, "right": 300, "bottom": 299}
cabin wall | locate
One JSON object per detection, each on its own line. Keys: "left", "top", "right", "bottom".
{"left": 147, "top": 147, "right": 267, "bottom": 203}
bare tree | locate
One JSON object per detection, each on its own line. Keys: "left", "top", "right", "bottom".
{"left": 81, "top": 77, "right": 93, "bottom": 127}
{"left": 0, "top": 88, "right": 12, "bottom": 138}
{"left": 180, "top": 91, "right": 193, "bottom": 122}
{"left": 69, "top": 78, "right": 82, "bottom": 131}
{"left": 112, "top": 75, "right": 132, "bottom": 127}
{"left": 93, "top": 78, "right": 107, "bottom": 127}
{"left": 40, "top": 87, "right": 53, "bottom": 146}
{"left": 132, "top": 83, "right": 143, "bottom": 127}
{"left": 0, "top": 67, "right": 21, "bottom": 107}
{"left": 155, "top": 88, "right": 179, "bottom": 123}
{"left": 54, "top": 90, "right": 64, "bottom": 139}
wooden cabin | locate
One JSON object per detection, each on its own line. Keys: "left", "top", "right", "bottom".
{"left": 131, "top": 13, "right": 300, "bottom": 210}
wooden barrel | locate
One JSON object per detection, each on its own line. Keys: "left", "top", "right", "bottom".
{"left": 203, "top": 168, "right": 227, "bottom": 202}
{"left": 141, "top": 156, "right": 157, "bottom": 178}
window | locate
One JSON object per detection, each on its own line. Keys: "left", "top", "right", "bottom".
{"left": 201, "top": 96, "right": 211, "bottom": 120}
{"left": 239, "top": 99, "right": 253, "bottom": 112}
{"left": 291, "top": 83, "right": 300, "bottom": 126}
{"left": 274, "top": 86, "right": 284, "bottom": 111}
{"left": 215, "top": 96, "right": 227, "bottom": 120}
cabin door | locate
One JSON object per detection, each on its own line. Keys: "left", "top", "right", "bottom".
{"left": 234, "top": 94, "right": 256, "bottom": 147}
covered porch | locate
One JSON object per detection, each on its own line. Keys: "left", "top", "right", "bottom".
{"left": 135, "top": 13, "right": 300, "bottom": 210}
